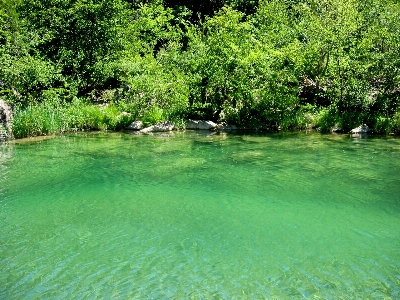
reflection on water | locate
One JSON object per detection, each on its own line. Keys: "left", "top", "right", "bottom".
{"left": 1, "top": 131, "right": 400, "bottom": 299}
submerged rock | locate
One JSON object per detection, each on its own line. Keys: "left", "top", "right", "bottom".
{"left": 186, "top": 119, "right": 217, "bottom": 130}
{"left": 350, "top": 124, "right": 370, "bottom": 134}
{"left": 126, "top": 120, "right": 143, "bottom": 130}
{"left": 141, "top": 121, "right": 174, "bottom": 133}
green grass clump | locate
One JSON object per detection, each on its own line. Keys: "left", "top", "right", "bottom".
{"left": 12, "top": 103, "right": 62, "bottom": 138}
{"left": 12, "top": 100, "right": 135, "bottom": 139}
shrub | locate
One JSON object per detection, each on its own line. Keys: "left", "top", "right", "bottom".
{"left": 392, "top": 111, "right": 400, "bottom": 133}
{"left": 116, "top": 55, "right": 189, "bottom": 123}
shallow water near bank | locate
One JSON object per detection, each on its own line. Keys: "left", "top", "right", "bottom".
{"left": 1, "top": 131, "right": 399, "bottom": 299}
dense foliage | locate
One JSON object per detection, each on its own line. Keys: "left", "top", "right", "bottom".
{"left": 1, "top": 0, "right": 399, "bottom": 137}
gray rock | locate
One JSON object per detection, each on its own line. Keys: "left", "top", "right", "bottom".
{"left": 126, "top": 120, "right": 143, "bottom": 130}
{"left": 141, "top": 121, "right": 174, "bottom": 133}
{"left": 350, "top": 124, "right": 370, "bottom": 134}
{"left": 186, "top": 119, "right": 217, "bottom": 130}
{"left": 216, "top": 123, "right": 238, "bottom": 131}
{"left": 331, "top": 126, "right": 342, "bottom": 133}
{"left": 0, "top": 99, "right": 12, "bottom": 140}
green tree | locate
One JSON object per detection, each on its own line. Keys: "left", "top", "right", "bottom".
{"left": 177, "top": 6, "right": 300, "bottom": 127}
{"left": 0, "top": 0, "right": 20, "bottom": 45}
{"left": 19, "top": 0, "right": 129, "bottom": 92}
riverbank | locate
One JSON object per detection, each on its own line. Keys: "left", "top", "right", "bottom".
{"left": 2, "top": 99, "right": 399, "bottom": 141}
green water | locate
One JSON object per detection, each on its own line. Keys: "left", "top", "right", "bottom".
{"left": 1, "top": 131, "right": 399, "bottom": 299}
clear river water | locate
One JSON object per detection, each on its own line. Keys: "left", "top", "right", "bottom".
{"left": 1, "top": 131, "right": 399, "bottom": 299}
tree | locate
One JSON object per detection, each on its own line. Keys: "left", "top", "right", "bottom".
{"left": 18, "top": 0, "right": 129, "bottom": 92}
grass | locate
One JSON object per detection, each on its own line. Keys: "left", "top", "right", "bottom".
{"left": 11, "top": 97, "right": 188, "bottom": 139}
{"left": 12, "top": 100, "right": 134, "bottom": 139}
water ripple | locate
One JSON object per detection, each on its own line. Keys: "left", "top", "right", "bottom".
{"left": 1, "top": 132, "right": 400, "bottom": 299}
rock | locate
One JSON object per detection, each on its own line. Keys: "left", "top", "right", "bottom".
{"left": 0, "top": 99, "right": 12, "bottom": 140}
{"left": 126, "top": 120, "right": 143, "bottom": 130}
{"left": 143, "top": 132, "right": 175, "bottom": 138}
{"left": 186, "top": 119, "right": 217, "bottom": 130}
{"left": 216, "top": 123, "right": 238, "bottom": 131}
{"left": 331, "top": 126, "right": 343, "bottom": 133}
{"left": 350, "top": 124, "right": 370, "bottom": 134}
{"left": 140, "top": 121, "right": 174, "bottom": 133}
{"left": 128, "top": 130, "right": 142, "bottom": 136}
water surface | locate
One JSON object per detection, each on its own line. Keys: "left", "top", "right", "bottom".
{"left": 1, "top": 131, "right": 399, "bottom": 299}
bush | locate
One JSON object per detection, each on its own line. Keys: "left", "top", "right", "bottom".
{"left": 391, "top": 111, "right": 400, "bottom": 133}
{"left": 116, "top": 55, "right": 189, "bottom": 123}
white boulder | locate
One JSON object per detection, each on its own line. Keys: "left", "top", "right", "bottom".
{"left": 186, "top": 119, "right": 217, "bottom": 130}
{"left": 141, "top": 121, "right": 175, "bottom": 133}
{"left": 350, "top": 124, "right": 370, "bottom": 133}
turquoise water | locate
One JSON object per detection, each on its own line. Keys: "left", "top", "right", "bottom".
{"left": 1, "top": 131, "right": 399, "bottom": 299}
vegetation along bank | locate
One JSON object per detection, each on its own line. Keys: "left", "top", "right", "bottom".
{"left": 1, "top": 0, "right": 399, "bottom": 139}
